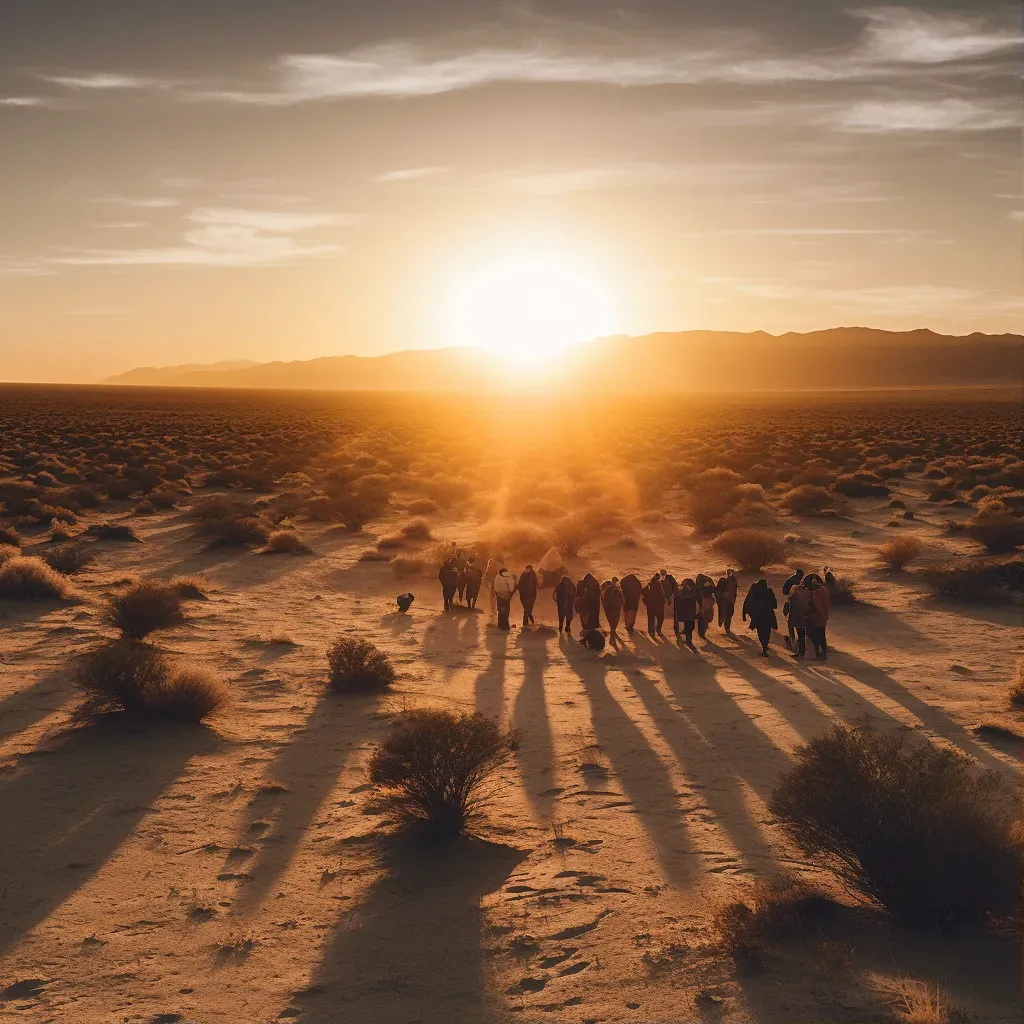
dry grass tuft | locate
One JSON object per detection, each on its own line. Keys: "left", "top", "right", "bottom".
{"left": 965, "top": 511, "right": 1024, "bottom": 554}
{"left": 779, "top": 484, "right": 837, "bottom": 515}
{"left": 0, "top": 555, "right": 73, "bottom": 600}
{"left": 41, "top": 542, "right": 95, "bottom": 575}
{"left": 1009, "top": 660, "right": 1024, "bottom": 709}
{"left": 877, "top": 536, "right": 924, "bottom": 571}
{"left": 87, "top": 521, "right": 143, "bottom": 542}
{"left": 326, "top": 636, "right": 395, "bottom": 693}
{"left": 107, "top": 579, "right": 185, "bottom": 638}
{"left": 148, "top": 666, "right": 229, "bottom": 722}
{"left": 406, "top": 498, "right": 439, "bottom": 515}
{"left": 871, "top": 975, "right": 957, "bottom": 1024}
{"left": 260, "top": 529, "right": 312, "bottom": 554}
{"left": 0, "top": 524, "right": 22, "bottom": 547}
{"left": 400, "top": 518, "right": 434, "bottom": 541}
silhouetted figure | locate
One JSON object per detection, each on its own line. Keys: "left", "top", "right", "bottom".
{"left": 641, "top": 573, "right": 666, "bottom": 637}
{"left": 396, "top": 593, "right": 415, "bottom": 614}
{"left": 823, "top": 565, "right": 837, "bottom": 591}
{"left": 673, "top": 577, "right": 699, "bottom": 648}
{"left": 492, "top": 568, "right": 517, "bottom": 631}
{"left": 715, "top": 568, "right": 738, "bottom": 633}
{"left": 697, "top": 580, "right": 716, "bottom": 640}
{"left": 581, "top": 628, "right": 606, "bottom": 652}
{"left": 439, "top": 558, "right": 459, "bottom": 612}
{"left": 600, "top": 578, "right": 624, "bottom": 641}
{"left": 782, "top": 567, "right": 805, "bottom": 648}
{"left": 577, "top": 573, "right": 601, "bottom": 632}
{"left": 554, "top": 576, "right": 577, "bottom": 635}
{"left": 620, "top": 573, "right": 642, "bottom": 633}
{"left": 464, "top": 561, "right": 483, "bottom": 609}
{"left": 782, "top": 568, "right": 804, "bottom": 596}
{"left": 518, "top": 564, "right": 539, "bottom": 628}
{"left": 786, "top": 579, "right": 812, "bottom": 659}
{"left": 742, "top": 577, "right": 778, "bottom": 656}
{"left": 804, "top": 572, "right": 832, "bottom": 660}
{"left": 659, "top": 569, "right": 678, "bottom": 605}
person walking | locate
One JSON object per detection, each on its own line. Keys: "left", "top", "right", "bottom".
{"left": 620, "top": 573, "right": 642, "bottom": 634}
{"left": 554, "top": 575, "right": 577, "bottom": 635}
{"left": 741, "top": 577, "right": 778, "bottom": 656}
{"left": 464, "top": 560, "right": 483, "bottom": 609}
{"left": 804, "top": 572, "right": 832, "bottom": 660}
{"left": 577, "top": 573, "right": 602, "bottom": 633}
{"left": 438, "top": 557, "right": 459, "bottom": 612}
{"left": 716, "top": 568, "right": 738, "bottom": 634}
{"left": 697, "top": 579, "right": 717, "bottom": 640}
{"left": 518, "top": 564, "right": 539, "bottom": 629}
{"left": 492, "top": 567, "right": 518, "bottom": 631}
{"left": 641, "top": 573, "right": 666, "bottom": 638}
{"left": 659, "top": 569, "right": 678, "bottom": 606}
{"left": 673, "top": 578, "right": 699, "bottom": 648}
{"left": 787, "top": 578, "right": 812, "bottom": 659}
{"left": 781, "top": 567, "right": 804, "bottom": 649}
{"left": 601, "top": 578, "right": 624, "bottom": 643}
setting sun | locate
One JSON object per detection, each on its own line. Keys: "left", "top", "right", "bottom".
{"left": 445, "top": 254, "right": 617, "bottom": 365}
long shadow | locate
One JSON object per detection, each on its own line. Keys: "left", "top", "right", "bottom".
{"left": 0, "top": 718, "right": 219, "bottom": 955}
{"left": 561, "top": 638, "right": 698, "bottom": 888}
{"left": 512, "top": 633, "right": 556, "bottom": 823}
{"left": 474, "top": 628, "right": 510, "bottom": 720}
{"left": 0, "top": 668, "right": 70, "bottom": 743}
{"left": 833, "top": 600, "right": 933, "bottom": 651}
{"left": 296, "top": 834, "right": 526, "bottom": 1024}
{"left": 226, "top": 691, "right": 382, "bottom": 915}
{"left": 421, "top": 609, "right": 476, "bottom": 678}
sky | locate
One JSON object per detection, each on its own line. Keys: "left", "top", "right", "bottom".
{"left": 0, "top": 1, "right": 1020, "bottom": 381}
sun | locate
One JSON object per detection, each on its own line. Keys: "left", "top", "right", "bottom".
{"left": 445, "top": 252, "right": 616, "bottom": 366}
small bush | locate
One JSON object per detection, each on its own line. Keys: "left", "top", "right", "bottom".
{"left": 107, "top": 579, "right": 185, "bottom": 638}
{"left": 376, "top": 534, "right": 406, "bottom": 550}
{"left": 554, "top": 512, "right": 593, "bottom": 557}
{"left": 769, "top": 722, "right": 1019, "bottom": 928}
{"left": 76, "top": 640, "right": 170, "bottom": 715}
{"left": 326, "top": 636, "right": 395, "bottom": 693}
{"left": 310, "top": 491, "right": 390, "bottom": 531}
{"left": 368, "top": 709, "right": 517, "bottom": 835}
{"left": 88, "top": 521, "right": 143, "bottom": 542}
{"left": 406, "top": 498, "right": 439, "bottom": 515}
{"left": 41, "top": 542, "right": 95, "bottom": 575}
{"left": 198, "top": 514, "right": 270, "bottom": 548}
{"left": 260, "top": 529, "right": 311, "bottom": 554}
{"left": 711, "top": 528, "right": 785, "bottom": 571}
{"left": 923, "top": 559, "right": 1023, "bottom": 602}
{"left": 1010, "top": 661, "right": 1024, "bottom": 709}
{"left": 400, "top": 518, "right": 434, "bottom": 541}
{"left": 0, "top": 555, "right": 72, "bottom": 599}
{"left": 966, "top": 511, "right": 1024, "bottom": 554}
{"left": 827, "top": 575, "right": 858, "bottom": 605}
{"left": 834, "top": 472, "right": 890, "bottom": 498}
{"left": 0, "top": 524, "right": 21, "bottom": 547}
{"left": 358, "top": 547, "right": 392, "bottom": 562}
{"left": 0, "top": 543, "right": 19, "bottom": 563}
{"left": 171, "top": 575, "right": 209, "bottom": 600}
{"left": 483, "top": 519, "right": 552, "bottom": 561}
{"left": 780, "top": 485, "right": 836, "bottom": 515}
{"left": 48, "top": 518, "right": 82, "bottom": 542}
{"left": 148, "top": 666, "right": 228, "bottom": 722}
{"left": 877, "top": 536, "right": 924, "bottom": 571}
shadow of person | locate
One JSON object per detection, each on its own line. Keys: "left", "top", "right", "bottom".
{"left": 0, "top": 717, "right": 221, "bottom": 955}
{"left": 474, "top": 627, "right": 510, "bottom": 720}
{"left": 379, "top": 611, "right": 413, "bottom": 636}
{"left": 0, "top": 668, "right": 70, "bottom": 744}
{"left": 512, "top": 634, "right": 555, "bottom": 823}
{"left": 296, "top": 833, "right": 527, "bottom": 1024}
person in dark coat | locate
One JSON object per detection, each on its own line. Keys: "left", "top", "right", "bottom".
{"left": 577, "top": 573, "right": 601, "bottom": 632}
{"left": 804, "top": 572, "right": 832, "bottom": 660}
{"left": 396, "top": 593, "right": 415, "bottom": 613}
{"left": 715, "top": 568, "right": 738, "bottom": 633}
{"left": 742, "top": 577, "right": 778, "bottom": 656}
{"left": 781, "top": 568, "right": 804, "bottom": 648}
{"left": 518, "top": 564, "right": 539, "bottom": 629}
{"left": 659, "top": 569, "right": 678, "bottom": 605}
{"left": 620, "top": 573, "right": 642, "bottom": 633}
{"left": 673, "top": 578, "right": 699, "bottom": 648}
{"left": 697, "top": 580, "right": 716, "bottom": 640}
{"left": 641, "top": 573, "right": 666, "bottom": 637}
{"left": 601, "top": 578, "right": 624, "bottom": 643}
{"left": 786, "top": 579, "right": 812, "bottom": 659}
{"left": 438, "top": 558, "right": 459, "bottom": 612}
{"left": 782, "top": 568, "right": 804, "bottom": 596}
{"left": 464, "top": 560, "right": 483, "bottom": 609}
{"left": 554, "top": 576, "right": 577, "bottom": 635}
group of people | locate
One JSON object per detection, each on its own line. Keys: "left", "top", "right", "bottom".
{"left": 436, "top": 543, "right": 835, "bottom": 661}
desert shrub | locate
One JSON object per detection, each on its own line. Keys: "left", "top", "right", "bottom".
{"left": 171, "top": 575, "right": 209, "bottom": 600}
{"left": 359, "top": 547, "right": 392, "bottom": 562}
{"left": 48, "top": 518, "right": 82, "bottom": 542}
{"left": 922, "top": 559, "right": 1023, "bottom": 602}
{"left": 326, "top": 636, "right": 395, "bottom": 693}
{"left": 76, "top": 639, "right": 171, "bottom": 715}
{"left": 769, "top": 722, "right": 1019, "bottom": 928}
{"left": 406, "top": 498, "right": 439, "bottom": 515}
{"left": 200, "top": 513, "right": 270, "bottom": 547}
{"left": 711, "top": 528, "right": 785, "bottom": 571}
{"left": 310, "top": 491, "right": 390, "bottom": 531}
{"left": 400, "top": 518, "right": 434, "bottom": 541}
{"left": 259, "top": 529, "right": 311, "bottom": 554}
{"left": 148, "top": 487, "right": 179, "bottom": 509}
{"left": 376, "top": 534, "right": 406, "bottom": 550}
{"left": 368, "top": 709, "right": 517, "bottom": 835}
{"left": 834, "top": 472, "right": 890, "bottom": 498}
{"left": 1009, "top": 661, "right": 1024, "bottom": 709}
{"left": 827, "top": 575, "right": 858, "bottom": 605}
{"left": 88, "top": 521, "right": 143, "bottom": 542}
{"left": 554, "top": 512, "right": 593, "bottom": 557}
{"left": 0, "top": 554, "right": 72, "bottom": 599}
{"left": 966, "top": 511, "right": 1024, "bottom": 554}
{"left": 0, "top": 542, "right": 19, "bottom": 563}
{"left": 147, "top": 666, "right": 228, "bottom": 722}
{"left": 779, "top": 485, "right": 836, "bottom": 515}
{"left": 483, "top": 519, "right": 552, "bottom": 561}
{"left": 877, "top": 536, "right": 924, "bottom": 571}
{"left": 722, "top": 500, "right": 777, "bottom": 530}
{"left": 0, "top": 524, "right": 21, "bottom": 547}
{"left": 107, "top": 579, "right": 185, "bottom": 638}
{"left": 41, "top": 542, "right": 95, "bottom": 575}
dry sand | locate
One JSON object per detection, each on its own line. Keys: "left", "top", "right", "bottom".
{"left": 1, "top": 479, "right": 1020, "bottom": 1023}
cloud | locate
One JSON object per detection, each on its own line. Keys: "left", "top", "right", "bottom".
{"left": 371, "top": 166, "right": 450, "bottom": 182}
{"left": 1, "top": 96, "right": 49, "bottom": 107}
{"left": 855, "top": 7, "right": 1021, "bottom": 64}
{"left": 52, "top": 206, "right": 349, "bottom": 268}
{"left": 93, "top": 196, "right": 182, "bottom": 209}
{"left": 835, "top": 98, "right": 1020, "bottom": 133}
{"left": 43, "top": 72, "right": 153, "bottom": 90}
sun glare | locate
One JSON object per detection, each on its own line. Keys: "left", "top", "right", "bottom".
{"left": 446, "top": 253, "right": 616, "bottom": 366}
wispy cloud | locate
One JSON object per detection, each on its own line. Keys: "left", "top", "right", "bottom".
{"left": 53, "top": 206, "right": 350, "bottom": 268}
{"left": 371, "top": 166, "right": 450, "bottom": 183}
{"left": 42, "top": 72, "right": 153, "bottom": 90}
{"left": 92, "top": 196, "right": 182, "bottom": 209}
{"left": 0, "top": 96, "right": 49, "bottom": 107}
{"left": 855, "top": 6, "right": 1021, "bottom": 64}
{"left": 835, "top": 97, "right": 1020, "bottom": 133}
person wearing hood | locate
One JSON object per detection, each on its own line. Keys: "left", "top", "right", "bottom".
{"left": 554, "top": 575, "right": 577, "bottom": 635}
{"left": 492, "top": 567, "right": 518, "bottom": 631}
{"left": 697, "top": 579, "right": 717, "bottom": 640}
{"left": 620, "top": 573, "right": 643, "bottom": 633}
{"left": 741, "top": 577, "right": 778, "bottom": 656}
{"left": 715, "top": 568, "right": 739, "bottom": 634}
{"left": 786, "top": 577, "right": 813, "bottom": 659}
{"left": 781, "top": 568, "right": 805, "bottom": 648}
{"left": 518, "top": 564, "right": 539, "bottom": 629}
{"left": 641, "top": 572, "right": 666, "bottom": 637}
{"left": 659, "top": 569, "right": 678, "bottom": 605}
{"left": 577, "top": 573, "right": 601, "bottom": 632}
{"left": 464, "top": 559, "right": 483, "bottom": 609}
{"left": 438, "top": 556, "right": 459, "bottom": 612}
{"left": 601, "top": 578, "right": 624, "bottom": 642}
{"left": 673, "top": 578, "right": 699, "bottom": 648}
{"left": 803, "top": 572, "right": 832, "bottom": 660}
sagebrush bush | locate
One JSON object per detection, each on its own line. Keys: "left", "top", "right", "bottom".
{"left": 482, "top": 519, "right": 552, "bottom": 561}
{"left": 0, "top": 543, "right": 19, "bottom": 564}
{"left": 715, "top": 874, "right": 832, "bottom": 956}
{"left": 878, "top": 536, "right": 924, "bottom": 571}
{"left": 0, "top": 524, "right": 21, "bottom": 547}
{"left": 922, "top": 559, "right": 1022, "bottom": 602}
{"left": 309, "top": 491, "right": 390, "bottom": 531}
{"left": 148, "top": 666, "right": 228, "bottom": 722}
{"left": 359, "top": 547, "right": 392, "bottom": 562}
{"left": 406, "top": 498, "right": 439, "bottom": 515}
{"left": 827, "top": 575, "right": 858, "bottom": 605}
{"left": 41, "top": 542, "right": 95, "bottom": 575}
{"left": 780, "top": 485, "right": 836, "bottom": 515}
{"left": 368, "top": 709, "right": 517, "bottom": 835}
{"left": 198, "top": 514, "right": 270, "bottom": 547}
{"left": 834, "top": 472, "right": 890, "bottom": 498}
{"left": 966, "top": 511, "right": 1024, "bottom": 554}
{"left": 0, "top": 555, "right": 72, "bottom": 599}
{"left": 48, "top": 518, "right": 82, "bottom": 542}
{"left": 554, "top": 512, "right": 593, "bottom": 557}
{"left": 326, "top": 636, "right": 395, "bottom": 692}
{"left": 400, "top": 518, "right": 434, "bottom": 541}
{"left": 88, "top": 521, "right": 143, "bottom": 542}
{"left": 769, "top": 722, "right": 1019, "bottom": 928}
{"left": 107, "top": 579, "right": 185, "bottom": 638}
{"left": 260, "top": 529, "right": 311, "bottom": 554}
{"left": 711, "top": 528, "right": 786, "bottom": 571}
{"left": 1009, "top": 661, "right": 1024, "bottom": 709}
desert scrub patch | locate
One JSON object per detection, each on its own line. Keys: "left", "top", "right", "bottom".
{"left": 0, "top": 555, "right": 73, "bottom": 600}
{"left": 326, "top": 636, "right": 396, "bottom": 693}
{"left": 877, "top": 536, "right": 924, "bottom": 571}
{"left": 107, "top": 579, "right": 186, "bottom": 639}
{"left": 711, "top": 528, "right": 786, "bottom": 571}
{"left": 259, "top": 529, "right": 312, "bottom": 554}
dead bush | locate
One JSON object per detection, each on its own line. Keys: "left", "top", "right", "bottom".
{"left": 1010, "top": 661, "right": 1024, "bottom": 709}
{"left": 0, "top": 543, "right": 19, "bottom": 563}
{"left": 48, "top": 518, "right": 82, "bottom": 542}
{"left": 878, "top": 536, "right": 924, "bottom": 571}
{"left": 769, "top": 722, "right": 1019, "bottom": 928}
{"left": 326, "top": 636, "right": 395, "bottom": 693}
{"left": 368, "top": 709, "right": 517, "bottom": 835}
{"left": 259, "top": 529, "right": 312, "bottom": 554}
{"left": 780, "top": 485, "right": 837, "bottom": 515}
{"left": 107, "top": 579, "right": 185, "bottom": 638}
{"left": 827, "top": 575, "right": 858, "bottom": 605}
{"left": 406, "top": 498, "right": 439, "bottom": 515}
{"left": 400, "top": 518, "right": 434, "bottom": 541}
{"left": 148, "top": 666, "right": 228, "bottom": 722}
{"left": 966, "top": 511, "right": 1024, "bottom": 554}
{"left": 87, "top": 522, "right": 143, "bottom": 542}
{"left": 41, "top": 542, "right": 95, "bottom": 575}
{"left": 554, "top": 512, "right": 593, "bottom": 557}
{"left": 376, "top": 534, "right": 406, "bottom": 550}
{"left": 922, "top": 559, "right": 1023, "bottom": 602}
{"left": 0, "top": 524, "right": 22, "bottom": 547}
{"left": 0, "top": 555, "right": 72, "bottom": 599}
{"left": 171, "top": 575, "right": 209, "bottom": 600}
{"left": 308, "top": 491, "right": 390, "bottom": 531}
{"left": 483, "top": 519, "right": 552, "bottom": 561}
{"left": 834, "top": 472, "right": 890, "bottom": 498}
{"left": 75, "top": 639, "right": 171, "bottom": 715}
{"left": 359, "top": 548, "right": 392, "bottom": 562}
{"left": 711, "top": 528, "right": 786, "bottom": 571}
{"left": 197, "top": 513, "right": 270, "bottom": 548}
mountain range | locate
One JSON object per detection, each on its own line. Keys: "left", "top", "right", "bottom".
{"left": 102, "top": 329, "right": 1023, "bottom": 392}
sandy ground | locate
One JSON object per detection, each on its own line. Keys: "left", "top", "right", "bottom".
{"left": 0, "top": 480, "right": 1020, "bottom": 1024}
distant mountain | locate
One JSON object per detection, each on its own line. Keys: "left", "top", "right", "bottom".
{"left": 101, "top": 329, "right": 1022, "bottom": 392}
